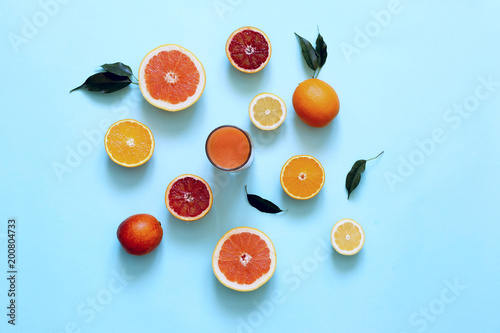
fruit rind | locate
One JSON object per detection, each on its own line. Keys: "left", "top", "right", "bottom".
{"left": 138, "top": 44, "right": 206, "bottom": 112}
{"left": 280, "top": 155, "right": 325, "bottom": 200}
{"left": 292, "top": 78, "right": 340, "bottom": 128}
{"left": 249, "top": 92, "right": 287, "bottom": 130}
{"left": 225, "top": 26, "right": 272, "bottom": 74}
{"left": 212, "top": 226, "right": 277, "bottom": 292}
{"left": 165, "top": 174, "right": 213, "bottom": 221}
{"left": 330, "top": 218, "right": 365, "bottom": 256}
{"left": 116, "top": 214, "right": 163, "bottom": 256}
{"left": 104, "top": 119, "right": 155, "bottom": 168}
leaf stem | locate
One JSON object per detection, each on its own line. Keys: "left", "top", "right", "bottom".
{"left": 131, "top": 82, "right": 139, "bottom": 85}
{"left": 314, "top": 67, "right": 322, "bottom": 79}
{"left": 366, "top": 151, "right": 384, "bottom": 162}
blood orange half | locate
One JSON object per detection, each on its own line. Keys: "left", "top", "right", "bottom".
{"left": 138, "top": 44, "right": 206, "bottom": 111}
{"left": 212, "top": 227, "right": 276, "bottom": 292}
{"left": 165, "top": 174, "right": 213, "bottom": 221}
{"left": 226, "top": 27, "right": 271, "bottom": 73}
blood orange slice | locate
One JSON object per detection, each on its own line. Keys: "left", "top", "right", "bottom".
{"left": 138, "top": 44, "right": 206, "bottom": 111}
{"left": 212, "top": 227, "right": 276, "bottom": 292}
{"left": 165, "top": 174, "right": 213, "bottom": 221}
{"left": 226, "top": 27, "right": 271, "bottom": 73}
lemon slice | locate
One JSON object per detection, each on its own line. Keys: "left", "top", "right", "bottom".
{"left": 249, "top": 93, "right": 286, "bottom": 130}
{"left": 331, "top": 218, "right": 365, "bottom": 255}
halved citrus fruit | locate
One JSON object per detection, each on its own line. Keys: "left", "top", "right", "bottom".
{"left": 226, "top": 27, "right": 271, "bottom": 73}
{"left": 165, "top": 174, "right": 213, "bottom": 221}
{"left": 212, "top": 227, "right": 276, "bottom": 292}
{"left": 249, "top": 93, "right": 286, "bottom": 130}
{"left": 280, "top": 155, "right": 325, "bottom": 200}
{"left": 104, "top": 119, "right": 154, "bottom": 167}
{"left": 331, "top": 218, "right": 365, "bottom": 255}
{"left": 138, "top": 44, "right": 206, "bottom": 111}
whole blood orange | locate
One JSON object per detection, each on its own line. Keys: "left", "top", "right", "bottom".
{"left": 165, "top": 174, "right": 213, "bottom": 221}
{"left": 292, "top": 78, "right": 340, "bottom": 127}
{"left": 212, "top": 227, "right": 276, "bottom": 292}
{"left": 226, "top": 27, "right": 271, "bottom": 73}
{"left": 117, "top": 214, "right": 163, "bottom": 256}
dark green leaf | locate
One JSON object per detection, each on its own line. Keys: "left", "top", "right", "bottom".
{"left": 345, "top": 151, "right": 384, "bottom": 199}
{"left": 315, "top": 33, "right": 327, "bottom": 68}
{"left": 294, "top": 33, "right": 319, "bottom": 71}
{"left": 101, "top": 62, "right": 133, "bottom": 77}
{"left": 245, "top": 186, "right": 285, "bottom": 214}
{"left": 346, "top": 160, "right": 366, "bottom": 199}
{"left": 70, "top": 72, "right": 131, "bottom": 94}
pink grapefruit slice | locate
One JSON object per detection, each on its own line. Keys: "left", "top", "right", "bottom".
{"left": 212, "top": 227, "right": 276, "bottom": 292}
{"left": 138, "top": 44, "right": 206, "bottom": 111}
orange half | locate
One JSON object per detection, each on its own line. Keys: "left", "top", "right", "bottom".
{"left": 280, "top": 155, "right": 325, "bottom": 200}
{"left": 104, "top": 119, "right": 154, "bottom": 167}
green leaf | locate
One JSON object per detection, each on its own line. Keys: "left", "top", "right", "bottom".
{"left": 345, "top": 151, "right": 384, "bottom": 199}
{"left": 245, "top": 186, "right": 285, "bottom": 214}
{"left": 315, "top": 33, "right": 327, "bottom": 68}
{"left": 346, "top": 160, "right": 366, "bottom": 199}
{"left": 294, "top": 33, "right": 319, "bottom": 71}
{"left": 101, "top": 62, "right": 133, "bottom": 77}
{"left": 70, "top": 72, "right": 131, "bottom": 94}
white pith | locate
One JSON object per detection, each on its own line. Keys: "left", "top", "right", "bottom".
{"left": 330, "top": 218, "right": 365, "bottom": 255}
{"left": 249, "top": 93, "right": 287, "bottom": 130}
{"left": 138, "top": 44, "right": 206, "bottom": 112}
{"left": 212, "top": 227, "right": 276, "bottom": 292}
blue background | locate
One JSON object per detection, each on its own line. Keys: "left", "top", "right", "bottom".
{"left": 1, "top": 0, "right": 499, "bottom": 332}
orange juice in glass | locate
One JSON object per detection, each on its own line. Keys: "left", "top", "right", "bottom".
{"left": 205, "top": 125, "right": 254, "bottom": 172}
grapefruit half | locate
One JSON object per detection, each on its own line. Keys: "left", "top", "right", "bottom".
{"left": 138, "top": 44, "right": 206, "bottom": 111}
{"left": 212, "top": 227, "right": 276, "bottom": 292}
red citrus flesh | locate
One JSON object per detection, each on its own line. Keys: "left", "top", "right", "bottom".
{"left": 167, "top": 176, "right": 211, "bottom": 220}
{"left": 144, "top": 50, "right": 200, "bottom": 104}
{"left": 227, "top": 28, "right": 270, "bottom": 72}
{"left": 218, "top": 232, "right": 271, "bottom": 284}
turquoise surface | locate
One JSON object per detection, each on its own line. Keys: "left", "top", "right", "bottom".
{"left": 1, "top": 0, "right": 500, "bottom": 332}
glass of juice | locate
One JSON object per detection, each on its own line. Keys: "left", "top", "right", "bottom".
{"left": 205, "top": 125, "right": 254, "bottom": 172}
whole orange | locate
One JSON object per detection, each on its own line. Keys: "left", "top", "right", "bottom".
{"left": 117, "top": 214, "right": 163, "bottom": 256}
{"left": 292, "top": 78, "right": 340, "bottom": 127}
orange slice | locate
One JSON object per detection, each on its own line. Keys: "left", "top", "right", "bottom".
{"left": 331, "top": 218, "right": 365, "bottom": 255}
{"left": 212, "top": 227, "right": 276, "bottom": 292}
{"left": 138, "top": 44, "right": 206, "bottom": 111}
{"left": 104, "top": 119, "right": 154, "bottom": 167}
{"left": 226, "top": 27, "right": 271, "bottom": 73}
{"left": 165, "top": 174, "right": 213, "bottom": 221}
{"left": 280, "top": 155, "right": 325, "bottom": 200}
